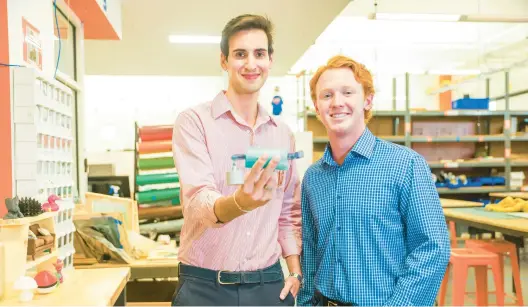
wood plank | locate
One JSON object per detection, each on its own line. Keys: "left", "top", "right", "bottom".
{"left": 489, "top": 192, "right": 528, "bottom": 200}
{"left": 440, "top": 198, "right": 483, "bottom": 208}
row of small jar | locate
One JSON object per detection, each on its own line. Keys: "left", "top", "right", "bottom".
{"left": 38, "top": 79, "right": 74, "bottom": 111}
{"left": 38, "top": 185, "right": 73, "bottom": 202}
{"left": 36, "top": 133, "right": 73, "bottom": 153}
{"left": 37, "top": 160, "right": 73, "bottom": 177}
{"left": 37, "top": 105, "right": 72, "bottom": 133}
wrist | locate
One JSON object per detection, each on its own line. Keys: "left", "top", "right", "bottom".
{"left": 289, "top": 272, "right": 303, "bottom": 284}
{"left": 233, "top": 190, "right": 251, "bottom": 213}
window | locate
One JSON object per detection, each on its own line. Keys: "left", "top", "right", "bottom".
{"left": 53, "top": 7, "right": 76, "bottom": 80}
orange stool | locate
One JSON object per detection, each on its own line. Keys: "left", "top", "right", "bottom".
{"left": 438, "top": 248, "right": 505, "bottom": 306}
{"left": 448, "top": 221, "right": 457, "bottom": 248}
{"left": 465, "top": 239, "right": 524, "bottom": 306}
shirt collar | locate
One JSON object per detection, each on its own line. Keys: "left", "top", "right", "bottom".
{"left": 322, "top": 127, "right": 376, "bottom": 165}
{"left": 211, "top": 91, "right": 277, "bottom": 127}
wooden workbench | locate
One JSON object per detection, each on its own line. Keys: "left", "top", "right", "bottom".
{"left": 440, "top": 198, "right": 483, "bottom": 208}
{"left": 74, "top": 258, "right": 179, "bottom": 303}
{"left": 0, "top": 267, "right": 130, "bottom": 306}
{"left": 443, "top": 207, "right": 528, "bottom": 238}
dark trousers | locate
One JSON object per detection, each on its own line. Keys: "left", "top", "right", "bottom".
{"left": 172, "top": 261, "right": 295, "bottom": 306}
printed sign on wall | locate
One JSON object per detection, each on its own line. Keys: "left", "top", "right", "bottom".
{"left": 22, "top": 17, "right": 42, "bottom": 70}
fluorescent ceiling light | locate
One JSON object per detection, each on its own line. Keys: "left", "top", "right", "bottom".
{"left": 169, "top": 35, "right": 220, "bottom": 44}
{"left": 371, "top": 13, "right": 461, "bottom": 22}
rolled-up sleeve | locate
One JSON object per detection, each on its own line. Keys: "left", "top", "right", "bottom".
{"left": 172, "top": 111, "right": 223, "bottom": 227}
{"left": 278, "top": 132, "right": 302, "bottom": 257}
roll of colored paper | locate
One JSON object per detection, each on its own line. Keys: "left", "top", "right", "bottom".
{"left": 138, "top": 205, "right": 182, "bottom": 220}
{"left": 138, "top": 157, "right": 175, "bottom": 170}
{"left": 137, "top": 188, "right": 180, "bottom": 204}
{"left": 136, "top": 173, "right": 179, "bottom": 186}
{"left": 138, "top": 141, "right": 172, "bottom": 154}
{"left": 139, "top": 125, "right": 173, "bottom": 142}
{"left": 139, "top": 218, "right": 184, "bottom": 234}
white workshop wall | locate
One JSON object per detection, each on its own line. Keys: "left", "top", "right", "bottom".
{"left": 84, "top": 75, "right": 299, "bottom": 153}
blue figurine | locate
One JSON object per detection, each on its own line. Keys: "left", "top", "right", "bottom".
{"left": 271, "top": 86, "right": 283, "bottom": 116}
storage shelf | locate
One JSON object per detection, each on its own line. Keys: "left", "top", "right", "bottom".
{"left": 510, "top": 134, "right": 528, "bottom": 141}
{"left": 299, "top": 69, "right": 528, "bottom": 197}
{"left": 0, "top": 211, "right": 57, "bottom": 226}
{"left": 26, "top": 249, "right": 58, "bottom": 270}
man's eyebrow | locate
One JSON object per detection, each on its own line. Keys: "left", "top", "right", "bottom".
{"left": 232, "top": 48, "right": 267, "bottom": 53}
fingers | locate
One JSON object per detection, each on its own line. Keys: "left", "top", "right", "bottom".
{"left": 261, "top": 173, "right": 278, "bottom": 200}
{"left": 279, "top": 281, "right": 293, "bottom": 300}
{"left": 243, "top": 154, "right": 268, "bottom": 193}
{"left": 253, "top": 156, "right": 280, "bottom": 194}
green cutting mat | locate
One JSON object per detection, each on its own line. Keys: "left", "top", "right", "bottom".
{"left": 455, "top": 207, "right": 520, "bottom": 219}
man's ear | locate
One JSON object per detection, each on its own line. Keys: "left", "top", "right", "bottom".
{"left": 269, "top": 53, "right": 274, "bottom": 69}
{"left": 220, "top": 53, "right": 228, "bottom": 71}
{"left": 364, "top": 94, "right": 374, "bottom": 110}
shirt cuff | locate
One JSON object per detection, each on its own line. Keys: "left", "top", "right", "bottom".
{"left": 195, "top": 189, "right": 224, "bottom": 227}
{"left": 279, "top": 232, "right": 301, "bottom": 257}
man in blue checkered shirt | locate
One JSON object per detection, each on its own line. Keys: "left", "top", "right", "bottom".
{"left": 297, "top": 55, "right": 451, "bottom": 306}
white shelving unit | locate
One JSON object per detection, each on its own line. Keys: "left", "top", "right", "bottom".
{"left": 11, "top": 66, "right": 77, "bottom": 271}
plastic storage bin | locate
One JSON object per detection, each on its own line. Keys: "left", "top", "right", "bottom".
{"left": 452, "top": 97, "right": 490, "bottom": 110}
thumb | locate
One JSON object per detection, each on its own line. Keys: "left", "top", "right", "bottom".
{"left": 280, "top": 283, "right": 291, "bottom": 300}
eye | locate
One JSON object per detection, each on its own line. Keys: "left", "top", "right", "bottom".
{"left": 234, "top": 51, "right": 246, "bottom": 58}
{"left": 344, "top": 90, "right": 354, "bottom": 96}
{"left": 256, "top": 51, "right": 266, "bottom": 58}
{"left": 321, "top": 92, "right": 332, "bottom": 99}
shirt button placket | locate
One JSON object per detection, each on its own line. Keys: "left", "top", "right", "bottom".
{"left": 249, "top": 129, "right": 254, "bottom": 145}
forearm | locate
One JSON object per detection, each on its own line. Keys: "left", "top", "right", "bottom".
{"left": 213, "top": 192, "right": 245, "bottom": 223}
{"left": 284, "top": 254, "right": 301, "bottom": 275}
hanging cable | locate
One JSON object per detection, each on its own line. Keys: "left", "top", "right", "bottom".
{"left": 53, "top": 0, "right": 61, "bottom": 78}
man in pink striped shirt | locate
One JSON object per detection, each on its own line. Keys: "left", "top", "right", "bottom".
{"left": 171, "top": 14, "right": 302, "bottom": 306}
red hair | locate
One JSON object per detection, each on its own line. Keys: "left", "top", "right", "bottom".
{"left": 309, "top": 55, "right": 375, "bottom": 123}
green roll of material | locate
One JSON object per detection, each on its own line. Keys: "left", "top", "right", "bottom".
{"left": 138, "top": 157, "right": 174, "bottom": 170}
{"left": 136, "top": 173, "right": 179, "bottom": 186}
{"left": 137, "top": 188, "right": 180, "bottom": 204}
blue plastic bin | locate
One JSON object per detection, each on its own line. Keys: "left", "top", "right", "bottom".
{"left": 452, "top": 97, "right": 489, "bottom": 110}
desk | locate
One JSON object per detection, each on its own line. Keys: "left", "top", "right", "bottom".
{"left": 440, "top": 198, "right": 483, "bottom": 208}
{"left": 443, "top": 207, "right": 528, "bottom": 238}
{"left": 75, "top": 258, "right": 179, "bottom": 279}
{"left": 0, "top": 267, "right": 130, "bottom": 306}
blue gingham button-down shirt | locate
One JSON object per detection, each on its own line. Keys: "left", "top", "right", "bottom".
{"left": 297, "top": 128, "right": 451, "bottom": 306}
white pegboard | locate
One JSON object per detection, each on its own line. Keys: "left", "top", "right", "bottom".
{"left": 12, "top": 66, "right": 78, "bottom": 270}
{"left": 12, "top": 67, "right": 76, "bottom": 203}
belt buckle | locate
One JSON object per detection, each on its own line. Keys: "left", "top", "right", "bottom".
{"left": 217, "top": 270, "right": 237, "bottom": 285}
{"left": 328, "top": 301, "right": 338, "bottom": 306}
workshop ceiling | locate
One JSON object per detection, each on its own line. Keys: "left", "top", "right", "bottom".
{"left": 83, "top": 0, "right": 350, "bottom": 76}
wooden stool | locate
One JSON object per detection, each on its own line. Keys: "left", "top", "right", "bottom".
{"left": 438, "top": 248, "right": 505, "bottom": 306}
{"left": 465, "top": 239, "right": 524, "bottom": 306}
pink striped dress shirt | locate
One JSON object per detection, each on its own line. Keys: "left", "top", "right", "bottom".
{"left": 172, "top": 91, "right": 302, "bottom": 271}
